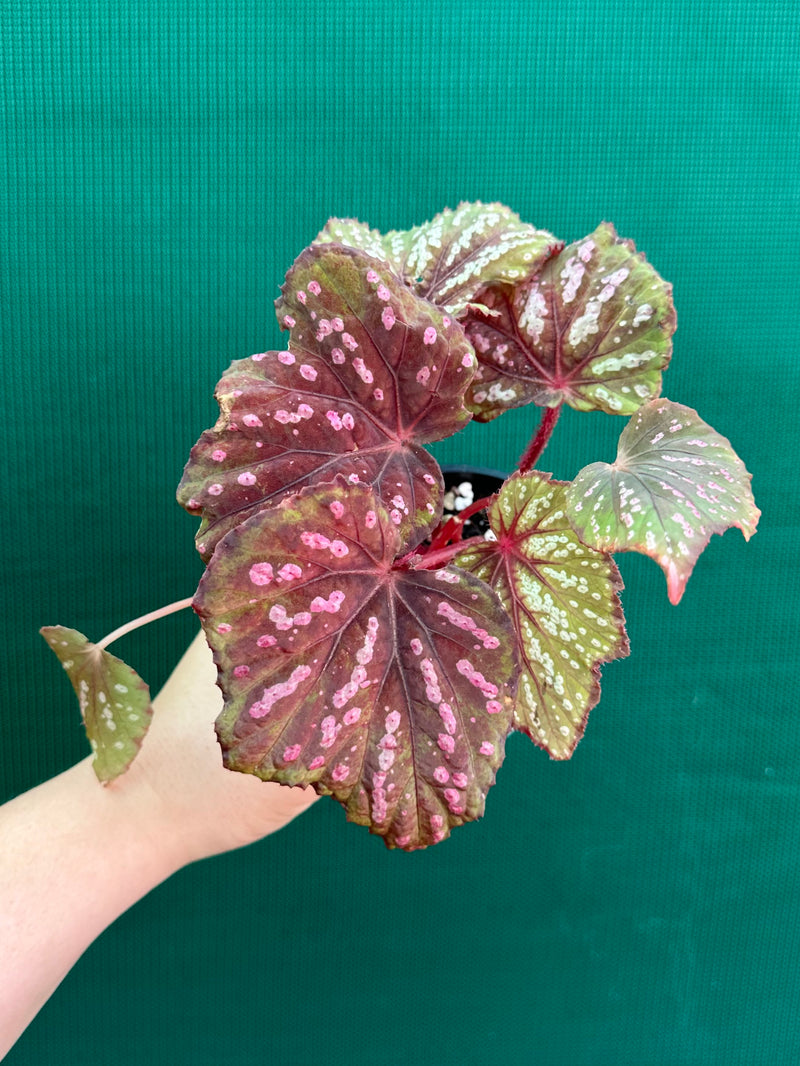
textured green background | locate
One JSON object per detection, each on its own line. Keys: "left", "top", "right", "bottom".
{"left": 2, "top": 2, "right": 797, "bottom": 1063}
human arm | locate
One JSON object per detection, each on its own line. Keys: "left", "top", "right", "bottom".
{"left": 0, "top": 631, "right": 317, "bottom": 1059}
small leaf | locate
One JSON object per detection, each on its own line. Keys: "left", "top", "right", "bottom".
{"left": 455, "top": 472, "right": 628, "bottom": 759}
{"left": 179, "top": 244, "right": 476, "bottom": 560}
{"left": 40, "top": 626, "right": 152, "bottom": 782}
{"left": 565, "top": 399, "right": 760, "bottom": 604}
{"left": 464, "top": 222, "right": 676, "bottom": 420}
{"left": 195, "top": 479, "right": 516, "bottom": 850}
{"left": 317, "top": 202, "right": 555, "bottom": 317}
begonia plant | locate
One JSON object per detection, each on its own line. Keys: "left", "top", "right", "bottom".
{"left": 41, "top": 203, "right": 759, "bottom": 850}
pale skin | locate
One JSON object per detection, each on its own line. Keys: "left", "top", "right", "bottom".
{"left": 0, "top": 631, "right": 318, "bottom": 1059}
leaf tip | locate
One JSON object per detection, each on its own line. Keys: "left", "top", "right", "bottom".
{"left": 666, "top": 559, "right": 685, "bottom": 605}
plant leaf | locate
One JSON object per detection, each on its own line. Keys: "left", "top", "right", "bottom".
{"left": 317, "top": 202, "right": 555, "bottom": 317}
{"left": 565, "top": 399, "right": 760, "bottom": 604}
{"left": 454, "top": 471, "right": 628, "bottom": 759}
{"left": 195, "top": 479, "right": 517, "bottom": 850}
{"left": 464, "top": 222, "right": 676, "bottom": 420}
{"left": 178, "top": 244, "right": 476, "bottom": 560}
{"left": 313, "top": 217, "right": 392, "bottom": 265}
{"left": 40, "top": 626, "right": 152, "bottom": 782}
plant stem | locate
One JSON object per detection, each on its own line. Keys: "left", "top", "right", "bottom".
{"left": 95, "top": 597, "right": 196, "bottom": 652}
{"left": 518, "top": 403, "right": 562, "bottom": 473}
{"left": 404, "top": 536, "right": 485, "bottom": 572}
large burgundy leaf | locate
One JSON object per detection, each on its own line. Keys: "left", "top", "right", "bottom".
{"left": 178, "top": 244, "right": 476, "bottom": 560}
{"left": 565, "top": 399, "right": 760, "bottom": 604}
{"left": 464, "top": 223, "right": 676, "bottom": 420}
{"left": 316, "top": 202, "right": 555, "bottom": 317}
{"left": 195, "top": 479, "right": 517, "bottom": 850}
{"left": 454, "top": 472, "right": 628, "bottom": 759}
{"left": 40, "top": 626, "right": 152, "bottom": 782}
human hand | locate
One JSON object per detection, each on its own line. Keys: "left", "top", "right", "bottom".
{"left": 121, "top": 629, "right": 319, "bottom": 867}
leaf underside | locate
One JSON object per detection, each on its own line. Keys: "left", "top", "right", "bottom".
{"left": 464, "top": 222, "right": 676, "bottom": 421}
{"left": 316, "top": 202, "right": 555, "bottom": 317}
{"left": 455, "top": 472, "right": 628, "bottom": 759}
{"left": 178, "top": 244, "right": 476, "bottom": 561}
{"left": 40, "top": 626, "right": 152, "bottom": 782}
{"left": 565, "top": 398, "right": 760, "bottom": 604}
{"left": 195, "top": 479, "right": 517, "bottom": 850}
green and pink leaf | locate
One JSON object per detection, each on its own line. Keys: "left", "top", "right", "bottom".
{"left": 565, "top": 399, "right": 760, "bottom": 604}
{"left": 40, "top": 626, "right": 152, "bottom": 782}
{"left": 465, "top": 222, "right": 676, "bottom": 420}
{"left": 455, "top": 472, "right": 628, "bottom": 759}
{"left": 178, "top": 244, "right": 476, "bottom": 560}
{"left": 195, "top": 479, "right": 517, "bottom": 850}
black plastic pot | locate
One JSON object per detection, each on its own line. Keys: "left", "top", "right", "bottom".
{"left": 440, "top": 464, "right": 508, "bottom": 540}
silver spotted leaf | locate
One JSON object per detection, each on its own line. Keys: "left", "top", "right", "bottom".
{"left": 317, "top": 202, "right": 555, "bottom": 317}
{"left": 464, "top": 222, "right": 676, "bottom": 420}
{"left": 565, "top": 399, "right": 760, "bottom": 605}
{"left": 40, "top": 626, "right": 152, "bottom": 782}
{"left": 195, "top": 479, "right": 517, "bottom": 850}
{"left": 454, "top": 472, "right": 628, "bottom": 759}
{"left": 179, "top": 244, "right": 476, "bottom": 561}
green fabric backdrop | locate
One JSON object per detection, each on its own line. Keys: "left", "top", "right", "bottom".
{"left": 2, "top": 1, "right": 797, "bottom": 1062}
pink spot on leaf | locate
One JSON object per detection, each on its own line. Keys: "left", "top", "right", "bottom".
{"left": 248, "top": 666, "right": 312, "bottom": 719}
{"left": 249, "top": 562, "right": 274, "bottom": 586}
{"left": 278, "top": 563, "right": 303, "bottom": 581}
{"left": 385, "top": 710, "right": 401, "bottom": 733}
{"left": 353, "top": 357, "right": 373, "bottom": 384}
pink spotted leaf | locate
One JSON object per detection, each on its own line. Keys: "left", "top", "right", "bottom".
{"left": 40, "top": 626, "right": 152, "bottom": 782}
{"left": 464, "top": 222, "right": 676, "bottom": 421}
{"left": 454, "top": 471, "right": 628, "bottom": 759}
{"left": 564, "top": 399, "right": 760, "bottom": 604}
{"left": 317, "top": 202, "right": 555, "bottom": 317}
{"left": 194, "top": 478, "right": 517, "bottom": 850}
{"left": 178, "top": 244, "right": 476, "bottom": 560}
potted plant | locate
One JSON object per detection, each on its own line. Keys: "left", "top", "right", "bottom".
{"left": 41, "top": 202, "right": 759, "bottom": 851}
